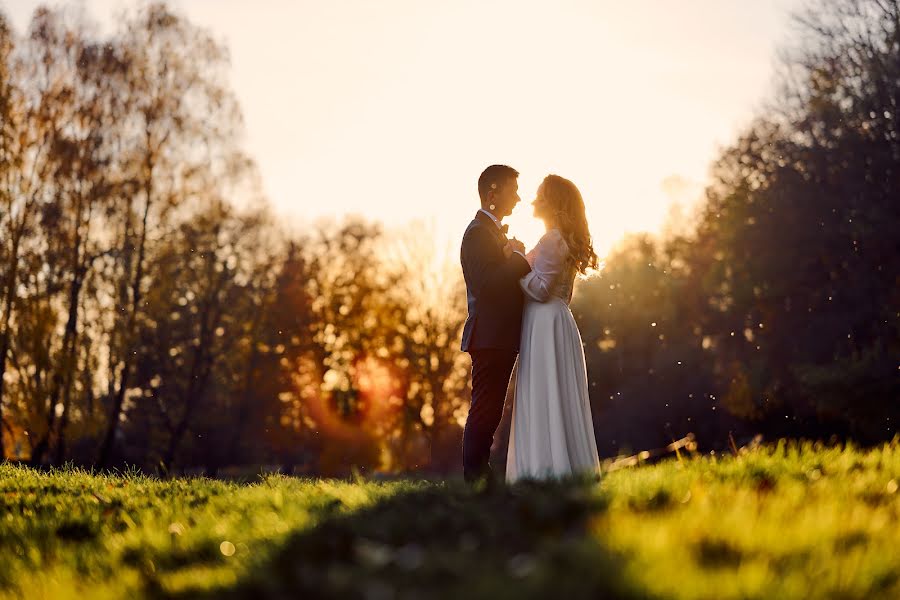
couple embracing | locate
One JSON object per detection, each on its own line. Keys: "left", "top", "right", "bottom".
{"left": 460, "top": 165, "right": 601, "bottom": 484}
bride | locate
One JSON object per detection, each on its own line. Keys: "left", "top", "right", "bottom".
{"left": 506, "top": 174, "right": 601, "bottom": 482}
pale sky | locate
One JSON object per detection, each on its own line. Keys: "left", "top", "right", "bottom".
{"left": 3, "top": 0, "right": 805, "bottom": 255}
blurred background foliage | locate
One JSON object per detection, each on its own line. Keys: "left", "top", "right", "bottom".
{"left": 0, "top": 0, "right": 897, "bottom": 475}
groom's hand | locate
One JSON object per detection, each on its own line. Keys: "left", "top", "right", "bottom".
{"left": 503, "top": 239, "right": 525, "bottom": 260}
{"left": 507, "top": 238, "right": 526, "bottom": 255}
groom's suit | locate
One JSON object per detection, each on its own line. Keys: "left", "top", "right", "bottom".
{"left": 460, "top": 210, "right": 531, "bottom": 482}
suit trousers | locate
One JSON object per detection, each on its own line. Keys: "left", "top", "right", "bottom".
{"left": 463, "top": 349, "right": 518, "bottom": 482}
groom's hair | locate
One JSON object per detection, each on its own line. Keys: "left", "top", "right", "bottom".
{"left": 478, "top": 165, "right": 519, "bottom": 206}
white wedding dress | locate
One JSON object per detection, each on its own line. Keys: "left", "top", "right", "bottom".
{"left": 506, "top": 228, "right": 601, "bottom": 482}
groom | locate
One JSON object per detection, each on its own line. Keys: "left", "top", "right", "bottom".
{"left": 460, "top": 165, "right": 531, "bottom": 483}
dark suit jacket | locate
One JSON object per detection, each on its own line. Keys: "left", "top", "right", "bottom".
{"left": 460, "top": 211, "right": 532, "bottom": 352}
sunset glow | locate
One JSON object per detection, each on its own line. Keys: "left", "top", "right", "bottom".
{"left": 4, "top": 0, "right": 804, "bottom": 256}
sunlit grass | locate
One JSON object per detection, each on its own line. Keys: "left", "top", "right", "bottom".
{"left": 598, "top": 441, "right": 900, "bottom": 599}
{"left": 0, "top": 467, "right": 423, "bottom": 598}
{"left": 2, "top": 440, "right": 899, "bottom": 599}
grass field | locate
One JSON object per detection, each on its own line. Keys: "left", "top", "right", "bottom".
{"left": 2, "top": 440, "right": 899, "bottom": 599}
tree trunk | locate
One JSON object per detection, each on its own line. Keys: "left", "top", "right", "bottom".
{"left": 31, "top": 374, "right": 60, "bottom": 464}
{"left": 97, "top": 167, "right": 152, "bottom": 468}
{"left": 0, "top": 216, "right": 26, "bottom": 461}
{"left": 226, "top": 306, "right": 264, "bottom": 466}
{"left": 162, "top": 251, "right": 227, "bottom": 472}
{"left": 162, "top": 342, "right": 217, "bottom": 471}
{"left": 162, "top": 316, "right": 219, "bottom": 470}
{"left": 52, "top": 270, "right": 84, "bottom": 464}
{"left": 0, "top": 325, "right": 10, "bottom": 461}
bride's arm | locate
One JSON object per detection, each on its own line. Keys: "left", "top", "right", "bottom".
{"left": 519, "top": 231, "right": 566, "bottom": 302}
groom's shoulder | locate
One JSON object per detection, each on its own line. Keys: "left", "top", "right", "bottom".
{"left": 462, "top": 217, "right": 485, "bottom": 239}
{"left": 462, "top": 217, "right": 494, "bottom": 246}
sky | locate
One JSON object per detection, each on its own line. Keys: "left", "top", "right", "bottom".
{"left": 3, "top": 0, "right": 806, "bottom": 255}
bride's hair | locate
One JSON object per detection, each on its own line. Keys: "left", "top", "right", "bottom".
{"left": 541, "top": 174, "right": 599, "bottom": 275}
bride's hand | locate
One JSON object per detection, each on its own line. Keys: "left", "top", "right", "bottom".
{"left": 507, "top": 238, "right": 526, "bottom": 254}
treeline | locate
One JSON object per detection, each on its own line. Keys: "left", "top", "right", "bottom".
{"left": 0, "top": 4, "right": 469, "bottom": 474}
{"left": 1, "top": 0, "right": 897, "bottom": 475}
{"left": 572, "top": 0, "right": 899, "bottom": 454}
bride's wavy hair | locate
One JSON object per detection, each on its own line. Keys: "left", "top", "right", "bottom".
{"left": 541, "top": 174, "right": 599, "bottom": 275}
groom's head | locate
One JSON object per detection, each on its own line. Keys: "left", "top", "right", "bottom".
{"left": 478, "top": 165, "right": 520, "bottom": 218}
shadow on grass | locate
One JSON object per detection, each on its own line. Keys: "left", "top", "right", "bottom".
{"left": 165, "top": 476, "right": 658, "bottom": 600}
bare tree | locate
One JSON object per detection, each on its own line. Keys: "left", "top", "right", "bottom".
{"left": 97, "top": 2, "right": 245, "bottom": 466}
{"left": 0, "top": 9, "right": 76, "bottom": 461}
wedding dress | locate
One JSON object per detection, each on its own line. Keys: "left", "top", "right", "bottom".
{"left": 506, "top": 228, "right": 601, "bottom": 482}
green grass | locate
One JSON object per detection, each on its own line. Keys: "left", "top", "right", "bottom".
{"left": 2, "top": 440, "right": 899, "bottom": 599}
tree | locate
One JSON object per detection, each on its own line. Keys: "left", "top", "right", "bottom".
{"left": 382, "top": 224, "right": 469, "bottom": 470}
{"left": 96, "top": 2, "right": 247, "bottom": 466}
{"left": 0, "top": 9, "right": 65, "bottom": 460}
{"left": 0, "top": 10, "right": 13, "bottom": 459}
{"left": 687, "top": 0, "right": 900, "bottom": 440}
